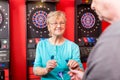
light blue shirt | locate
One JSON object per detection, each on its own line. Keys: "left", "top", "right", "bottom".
{"left": 34, "top": 38, "right": 83, "bottom": 80}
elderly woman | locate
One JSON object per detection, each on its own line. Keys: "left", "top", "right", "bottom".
{"left": 33, "top": 11, "right": 83, "bottom": 80}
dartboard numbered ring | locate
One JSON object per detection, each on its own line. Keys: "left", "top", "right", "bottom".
{"left": 77, "top": 4, "right": 101, "bottom": 37}
{"left": 28, "top": 8, "right": 49, "bottom": 30}
{"left": 27, "top": 3, "right": 55, "bottom": 37}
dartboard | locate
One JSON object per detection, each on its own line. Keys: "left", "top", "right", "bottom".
{"left": 27, "top": 2, "right": 56, "bottom": 38}
{"left": 32, "top": 10, "right": 47, "bottom": 29}
{"left": 28, "top": 7, "right": 50, "bottom": 30}
{"left": 0, "top": 2, "right": 8, "bottom": 38}
{"left": 0, "top": 10, "right": 4, "bottom": 27}
{"left": 0, "top": 12, "right": 3, "bottom": 24}
{"left": 77, "top": 4, "right": 101, "bottom": 37}
{"left": 81, "top": 12, "right": 95, "bottom": 29}
{"left": 0, "top": 2, "right": 9, "bottom": 39}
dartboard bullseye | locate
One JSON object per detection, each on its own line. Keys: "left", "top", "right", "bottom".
{"left": 81, "top": 12, "right": 95, "bottom": 29}
{"left": 32, "top": 11, "right": 47, "bottom": 28}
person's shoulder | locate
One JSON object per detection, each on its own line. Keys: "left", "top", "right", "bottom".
{"left": 65, "top": 39, "right": 79, "bottom": 47}
{"left": 102, "top": 21, "right": 120, "bottom": 35}
{"left": 99, "top": 21, "right": 120, "bottom": 42}
{"left": 37, "top": 38, "right": 48, "bottom": 45}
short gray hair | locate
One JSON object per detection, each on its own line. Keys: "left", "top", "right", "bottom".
{"left": 46, "top": 11, "right": 66, "bottom": 24}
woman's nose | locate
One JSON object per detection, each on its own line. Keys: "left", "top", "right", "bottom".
{"left": 56, "top": 23, "right": 61, "bottom": 27}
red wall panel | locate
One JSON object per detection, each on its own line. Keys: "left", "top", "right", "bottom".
{"left": 102, "top": 21, "right": 110, "bottom": 31}
{"left": 10, "top": 0, "right": 27, "bottom": 80}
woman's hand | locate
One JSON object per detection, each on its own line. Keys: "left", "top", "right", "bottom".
{"left": 67, "top": 60, "right": 79, "bottom": 70}
{"left": 46, "top": 60, "right": 57, "bottom": 72}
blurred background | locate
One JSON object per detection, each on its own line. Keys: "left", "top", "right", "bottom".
{"left": 0, "top": 0, "right": 109, "bottom": 80}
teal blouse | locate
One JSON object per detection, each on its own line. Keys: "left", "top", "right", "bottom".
{"left": 33, "top": 39, "right": 83, "bottom": 80}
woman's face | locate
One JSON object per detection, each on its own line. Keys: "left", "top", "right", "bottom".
{"left": 48, "top": 16, "right": 66, "bottom": 37}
